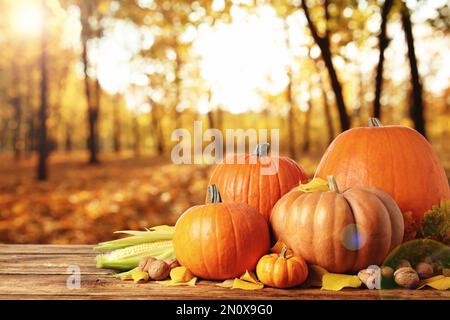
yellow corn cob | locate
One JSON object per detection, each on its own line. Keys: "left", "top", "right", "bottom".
{"left": 96, "top": 240, "right": 175, "bottom": 271}
{"left": 106, "top": 241, "right": 172, "bottom": 260}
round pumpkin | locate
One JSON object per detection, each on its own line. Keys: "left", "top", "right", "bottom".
{"left": 208, "top": 143, "right": 308, "bottom": 222}
{"left": 174, "top": 185, "right": 270, "bottom": 280}
{"left": 270, "top": 176, "right": 404, "bottom": 273}
{"left": 256, "top": 246, "right": 308, "bottom": 288}
{"left": 315, "top": 118, "right": 450, "bottom": 225}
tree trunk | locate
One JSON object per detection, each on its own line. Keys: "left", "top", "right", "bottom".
{"left": 112, "top": 94, "right": 121, "bottom": 153}
{"left": 12, "top": 96, "right": 22, "bottom": 160}
{"left": 313, "top": 58, "right": 334, "bottom": 144}
{"left": 11, "top": 56, "right": 22, "bottom": 160}
{"left": 206, "top": 89, "right": 215, "bottom": 129}
{"left": 37, "top": 1, "right": 49, "bottom": 181}
{"left": 401, "top": 2, "right": 426, "bottom": 137}
{"left": 149, "top": 98, "right": 164, "bottom": 155}
{"left": 81, "top": 2, "right": 101, "bottom": 164}
{"left": 24, "top": 67, "right": 35, "bottom": 156}
{"left": 0, "top": 119, "right": 9, "bottom": 150}
{"left": 302, "top": 81, "right": 313, "bottom": 153}
{"left": 132, "top": 116, "right": 140, "bottom": 157}
{"left": 373, "top": 0, "right": 394, "bottom": 119}
{"left": 65, "top": 124, "right": 73, "bottom": 152}
{"left": 301, "top": 0, "right": 350, "bottom": 131}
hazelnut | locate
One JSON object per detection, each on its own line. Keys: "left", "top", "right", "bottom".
{"left": 147, "top": 260, "right": 171, "bottom": 280}
{"left": 381, "top": 266, "right": 394, "bottom": 278}
{"left": 394, "top": 267, "right": 419, "bottom": 289}
{"left": 396, "top": 259, "right": 411, "bottom": 269}
{"left": 415, "top": 262, "right": 434, "bottom": 279}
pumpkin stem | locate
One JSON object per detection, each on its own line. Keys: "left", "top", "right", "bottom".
{"left": 327, "top": 176, "right": 340, "bottom": 194}
{"left": 280, "top": 245, "right": 288, "bottom": 259}
{"left": 368, "top": 117, "right": 382, "bottom": 127}
{"left": 255, "top": 143, "right": 270, "bottom": 157}
{"left": 207, "top": 184, "right": 222, "bottom": 203}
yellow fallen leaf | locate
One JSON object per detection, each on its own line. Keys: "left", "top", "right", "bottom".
{"left": 302, "top": 265, "right": 329, "bottom": 288}
{"left": 114, "top": 267, "right": 139, "bottom": 280}
{"left": 216, "top": 279, "right": 234, "bottom": 288}
{"left": 156, "top": 277, "right": 197, "bottom": 286}
{"left": 131, "top": 270, "right": 149, "bottom": 283}
{"left": 296, "top": 178, "right": 329, "bottom": 193}
{"left": 417, "top": 275, "right": 444, "bottom": 289}
{"left": 170, "top": 266, "right": 194, "bottom": 283}
{"left": 240, "top": 270, "right": 259, "bottom": 284}
{"left": 418, "top": 276, "right": 450, "bottom": 290}
{"left": 232, "top": 278, "right": 264, "bottom": 290}
{"left": 426, "top": 277, "right": 450, "bottom": 290}
{"left": 118, "top": 274, "right": 133, "bottom": 281}
{"left": 321, "top": 273, "right": 361, "bottom": 291}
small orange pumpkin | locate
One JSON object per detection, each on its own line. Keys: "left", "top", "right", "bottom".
{"left": 173, "top": 185, "right": 270, "bottom": 280}
{"left": 270, "top": 176, "right": 404, "bottom": 273}
{"left": 256, "top": 246, "right": 308, "bottom": 288}
{"left": 208, "top": 143, "right": 308, "bottom": 222}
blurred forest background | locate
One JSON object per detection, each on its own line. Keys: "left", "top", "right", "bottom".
{"left": 0, "top": 0, "right": 449, "bottom": 244}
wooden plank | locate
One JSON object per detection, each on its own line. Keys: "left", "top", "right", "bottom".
{"left": 0, "top": 245, "right": 448, "bottom": 300}
{"left": 0, "top": 274, "right": 448, "bottom": 300}
{"left": 0, "top": 254, "right": 113, "bottom": 275}
{"left": 0, "top": 244, "right": 94, "bottom": 255}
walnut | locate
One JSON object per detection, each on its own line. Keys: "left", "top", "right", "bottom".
{"left": 394, "top": 267, "right": 419, "bottom": 289}
{"left": 138, "top": 257, "right": 156, "bottom": 272}
{"left": 147, "top": 260, "right": 170, "bottom": 280}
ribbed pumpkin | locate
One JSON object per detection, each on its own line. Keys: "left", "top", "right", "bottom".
{"left": 270, "top": 176, "right": 404, "bottom": 273}
{"left": 256, "top": 246, "right": 308, "bottom": 288}
{"left": 174, "top": 185, "right": 270, "bottom": 280}
{"left": 208, "top": 143, "right": 308, "bottom": 222}
{"left": 315, "top": 118, "right": 450, "bottom": 225}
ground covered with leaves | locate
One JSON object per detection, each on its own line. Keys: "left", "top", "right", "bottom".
{"left": 0, "top": 153, "right": 216, "bottom": 244}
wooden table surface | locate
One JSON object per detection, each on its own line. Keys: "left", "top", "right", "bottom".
{"left": 0, "top": 244, "right": 448, "bottom": 300}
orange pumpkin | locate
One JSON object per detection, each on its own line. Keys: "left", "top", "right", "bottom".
{"left": 270, "top": 176, "right": 404, "bottom": 273}
{"left": 315, "top": 118, "right": 450, "bottom": 225}
{"left": 174, "top": 185, "right": 270, "bottom": 280}
{"left": 208, "top": 143, "right": 308, "bottom": 222}
{"left": 256, "top": 246, "right": 308, "bottom": 288}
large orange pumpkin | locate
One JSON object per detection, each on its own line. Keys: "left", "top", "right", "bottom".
{"left": 270, "top": 176, "right": 404, "bottom": 273}
{"left": 174, "top": 185, "right": 270, "bottom": 280}
{"left": 208, "top": 143, "right": 308, "bottom": 222}
{"left": 315, "top": 118, "right": 450, "bottom": 225}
